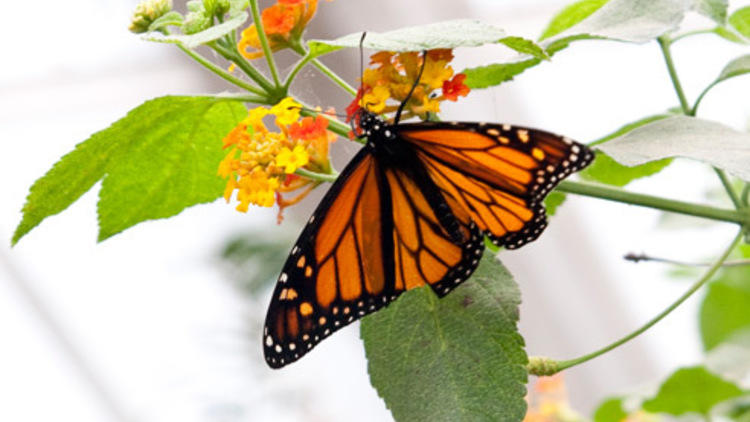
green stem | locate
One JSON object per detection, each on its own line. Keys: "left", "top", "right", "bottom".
{"left": 311, "top": 58, "right": 358, "bottom": 96}
{"left": 691, "top": 80, "right": 718, "bottom": 115}
{"left": 211, "top": 93, "right": 274, "bottom": 104}
{"left": 177, "top": 44, "right": 267, "bottom": 96}
{"left": 671, "top": 28, "right": 716, "bottom": 43}
{"left": 553, "top": 229, "right": 744, "bottom": 372}
{"left": 211, "top": 42, "right": 276, "bottom": 94}
{"left": 290, "top": 42, "right": 358, "bottom": 96}
{"left": 657, "top": 36, "right": 691, "bottom": 114}
{"left": 249, "top": 0, "right": 282, "bottom": 87}
{"left": 284, "top": 52, "right": 316, "bottom": 90}
{"left": 715, "top": 169, "right": 743, "bottom": 209}
{"left": 297, "top": 107, "right": 357, "bottom": 141}
{"left": 742, "top": 184, "right": 750, "bottom": 206}
{"left": 556, "top": 181, "right": 748, "bottom": 225}
{"left": 295, "top": 168, "right": 338, "bottom": 182}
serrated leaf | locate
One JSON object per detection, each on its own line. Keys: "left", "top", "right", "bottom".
{"left": 642, "top": 366, "right": 743, "bottom": 415}
{"left": 692, "top": 0, "right": 728, "bottom": 24}
{"left": 142, "top": 12, "right": 247, "bottom": 48}
{"left": 309, "top": 20, "right": 506, "bottom": 53}
{"left": 544, "top": 192, "right": 567, "bottom": 216}
{"left": 13, "top": 96, "right": 246, "bottom": 244}
{"left": 581, "top": 114, "right": 673, "bottom": 186}
{"left": 730, "top": 6, "right": 750, "bottom": 38}
{"left": 361, "top": 251, "right": 527, "bottom": 422}
{"left": 463, "top": 58, "right": 542, "bottom": 89}
{"left": 539, "top": 0, "right": 610, "bottom": 40}
{"left": 594, "top": 397, "right": 628, "bottom": 422}
{"left": 543, "top": 0, "right": 692, "bottom": 47}
{"left": 597, "top": 115, "right": 750, "bottom": 182}
{"left": 498, "top": 37, "right": 549, "bottom": 60}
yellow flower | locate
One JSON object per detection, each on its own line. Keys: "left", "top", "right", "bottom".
{"left": 362, "top": 85, "right": 391, "bottom": 113}
{"left": 422, "top": 60, "right": 454, "bottom": 89}
{"left": 245, "top": 107, "right": 270, "bottom": 132}
{"left": 275, "top": 145, "right": 310, "bottom": 173}
{"left": 270, "top": 97, "right": 302, "bottom": 126}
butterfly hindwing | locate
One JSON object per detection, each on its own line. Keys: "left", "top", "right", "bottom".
{"left": 398, "top": 122, "right": 594, "bottom": 249}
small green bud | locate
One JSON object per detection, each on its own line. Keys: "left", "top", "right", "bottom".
{"left": 203, "top": 0, "right": 218, "bottom": 15}
{"left": 215, "top": 0, "right": 231, "bottom": 15}
{"left": 182, "top": 11, "right": 211, "bottom": 34}
{"left": 128, "top": 0, "right": 173, "bottom": 33}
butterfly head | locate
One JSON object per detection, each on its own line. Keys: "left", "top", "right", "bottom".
{"left": 351, "top": 108, "right": 397, "bottom": 144}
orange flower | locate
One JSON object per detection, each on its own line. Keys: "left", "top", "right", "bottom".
{"left": 442, "top": 73, "right": 470, "bottom": 101}
{"left": 262, "top": 4, "right": 296, "bottom": 35}
{"left": 288, "top": 115, "right": 329, "bottom": 141}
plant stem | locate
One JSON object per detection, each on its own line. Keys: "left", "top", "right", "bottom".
{"left": 657, "top": 36, "right": 691, "bottom": 115}
{"left": 742, "top": 184, "right": 750, "bottom": 206}
{"left": 290, "top": 42, "right": 358, "bottom": 96}
{"left": 691, "top": 80, "right": 718, "bottom": 115}
{"left": 177, "top": 44, "right": 267, "bottom": 96}
{"left": 211, "top": 42, "right": 276, "bottom": 94}
{"left": 715, "top": 169, "right": 743, "bottom": 209}
{"left": 553, "top": 229, "right": 744, "bottom": 372}
{"left": 284, "top": 53, "right": 316, "bottom": 90}
{"left": 212, "top": 93, "right": 274, "bottom": 104}
{"left": 658, "top": 36, "right": 743, "bottom": 213}
{"left": 295, "top": 168, "right": 338, "bottom": 182}
{"left": 249, "top": 0, "right": 281, "bottom": 87}
{"left": 671, "top": 28, "right": 716, "bottom": 43}
{"left": 556, "top": 181, "right": 748, "bottom": 225}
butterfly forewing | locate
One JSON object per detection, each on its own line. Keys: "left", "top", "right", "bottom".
{"left": 398, "top": 122, "right": 593, "bottom": 249}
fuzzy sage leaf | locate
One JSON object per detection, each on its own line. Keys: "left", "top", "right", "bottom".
{"left": 361, "top": 250, "right": 527, "bottom": 422}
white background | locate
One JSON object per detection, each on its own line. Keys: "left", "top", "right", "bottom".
{"left": 1, "top": 0, "right": 749, "bottom": 421}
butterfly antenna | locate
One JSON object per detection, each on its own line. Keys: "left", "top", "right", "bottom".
{"left": 394, "top": 50, "right": 427, "bottom": 124}
{"left": 359, "top": 32, "right": 366, "bottom": 109}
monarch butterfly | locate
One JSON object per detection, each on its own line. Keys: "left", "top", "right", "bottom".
{"left": 262, "top": 50, "right": 594, "bottom": 369}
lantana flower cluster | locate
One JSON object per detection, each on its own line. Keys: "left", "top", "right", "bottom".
{"left": 219, "top": 98, "right": 336, "bottom": 217}
{"left": 239, "top": 0, "right": 321, "bottom": 59}
{"left": 346, "top": 49, "right": 471, "bottom": 123}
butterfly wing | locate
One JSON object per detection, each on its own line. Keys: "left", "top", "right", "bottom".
{"left": 398, "top": 122, "right": 594, "bottom": 249}
{"left": 264, "top": 148, "right": 484, "bottom": 368}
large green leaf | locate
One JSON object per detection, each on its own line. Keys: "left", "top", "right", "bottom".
{"left": 309, "top": 20, "right": 507, "bottom": 54}
{"left": 596, "top": 116, "right": 750, "bottom": 182}
{"left": 716, "top": 54, "right": 750, "bottom": 82}
{"left": 700, "top": 246, "right": 750, "bottom": 351}
{"left": 13, "top": 96, "right": 246, "bottom": 244}
{"left": 361, "top": 251, "right": 527, "bottom": 422}
{"left": 542, "top": 0, "right": 691, "bottom": 50}
{"left": 580, "top": 114, "right": 673, "bottom": 187}
{"left": 642, "top": 366, "right": 743, "bottom": 415}
{"left": 539, "top": 0, "right": 610, "bottom": 40}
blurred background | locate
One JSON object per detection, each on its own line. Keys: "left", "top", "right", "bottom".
{"left": 1, "top": 0, "right": 749, "bottom": 421}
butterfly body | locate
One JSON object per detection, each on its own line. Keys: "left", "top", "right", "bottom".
{"left": 263, "top": 109, "right": 593, "bottom": 368}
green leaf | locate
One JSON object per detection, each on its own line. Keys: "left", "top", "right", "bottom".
{"left": 542, "top": 0, "right": 691, "bottom": 48}
{"left": 730, "top": 6, "right": 750, "bottom": 39}
{"left": 692, "top": 0, "right": 728, "bottom": 24}
{"left": 309, "top": 19, "right": 506, "bottom": 53}
{"left": 642, "top": 366, "right": 743, "bottom": 415}
{"left": 544, "top": 192, "right": 567, "bottom": 216}
{"left": 142, "top": 11, "right": 247, "bottom": 48}
{"left": 361, "top": 251, "right": 527, "bottom": 422}
{"left": 13, "top": 96, "right": 246, "bottom": 244}
{"left": 498, "top": 37, "right": 549, "bottom": 60}
{"left": 717, "top": 54, "right": 750, "bottom": 82}
{"left": 539, "top": 0, "right": 610, "bottom": 40}
{"left": 705, "top": 328, "right": 750, "bottom": 382}
{"left": 594, "top": 397, "right": 628, "bottom": 422}
{"left": 713, "top": 25, "right": 748, "bottom": 44}
{"left": 580, "top": 114, "right": 673, "bottom": 187}
{"left": 700, "top": 257, "right": 750, "bottom": 350}
{"left": 597, "top": 116, "right": 750, "bottom": 182}
{"left": 462, "top": 58, "right": 542, "bottom": 89}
